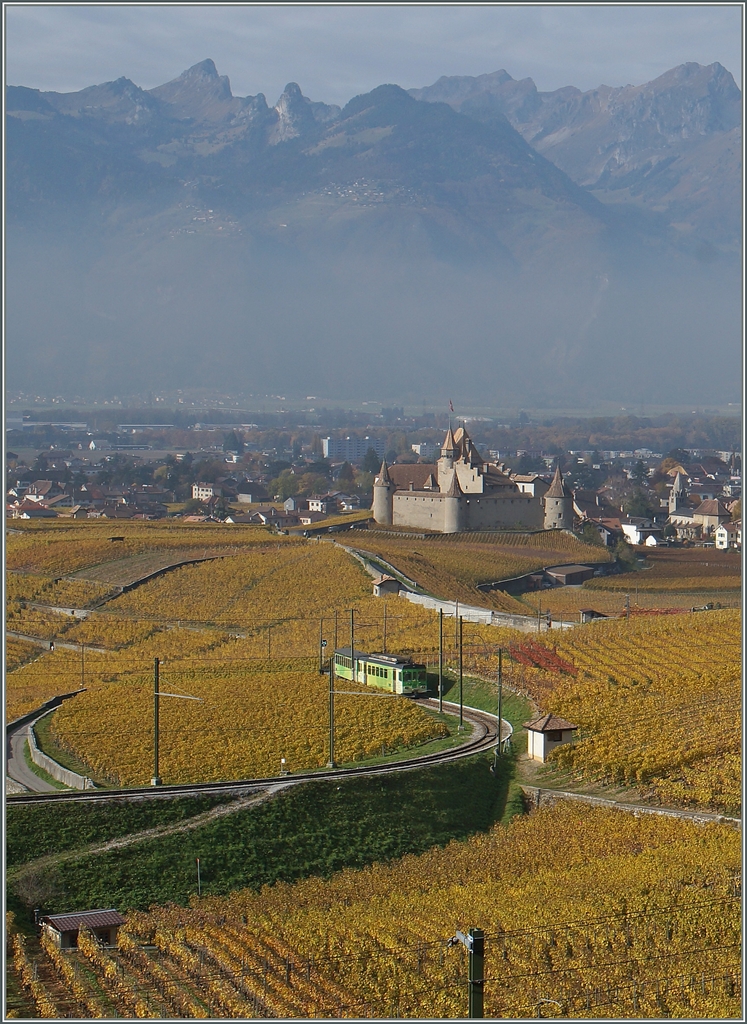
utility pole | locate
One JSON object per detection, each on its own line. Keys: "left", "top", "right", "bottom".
{"left": 196, "top": 858, "right": 201, "bottom": 897}
{"left": 458, "top": 616, "right": 464, "bottom": 730}
{"left": 350, "top": 608, "right": 356, "bottom": 682}
{"left": 438, "top": 608, "right": 444, "bottom": 713}
{"left": 151, "top": 659, "right": 202, "bottom": 787}
{"left": 152, "top": 658, "right": 162, "bottom": 786}
{"left": 267, "top": 624, "right": 272, "bottom": 658}
{"left": 497, "top": 649, "right": 503, "bottom": 759}
{"left": 383, "top": 604, "right": 387, "bottom": 654}
{"left": 449, "top": 929, "right": 484, "bottom": 1019}
{"left": 327, "top": 650, "right": 336, "bottom": 768}
{"left": 455, "top": 600, "right": 459, "bottom": 646}
{"left": 537, "top": 598, "right": 542, "bottom": 634}
{"left": 80, "top": 643, "right": 85, "bottom": 690}
{"left": 468, "top": 929, "right": 484, "bottom": 1019}
{"left": 319, "top": 618, "right": 324, "bottom": 674}
{"left": 625, "top": 594, "right": 630, "bottom": 620}
{"left": 334, "top": 609, "right": 338, "bottom": 652}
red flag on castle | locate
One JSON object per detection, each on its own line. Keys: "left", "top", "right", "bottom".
{"left": 448, "top": 399, "right": 454, "bottom": 413}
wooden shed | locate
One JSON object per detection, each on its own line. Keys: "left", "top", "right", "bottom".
{"left": 39, "top": 908, "right": 126, "bottom": 948}
{"left": 523, "top": 713, "right": 578, "bottom": 763}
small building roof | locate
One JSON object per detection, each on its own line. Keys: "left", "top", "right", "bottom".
{"left": 523, "top": 713, "right": 578, "bottom": 733}
{"left": 546, "top": 564, "right": 595, "bottom": 576}
{"left": 40, "top": 909, "right": 126, "bottom": 934}
{"left": 373, "top": 574, "right": 398, "bottom": 585}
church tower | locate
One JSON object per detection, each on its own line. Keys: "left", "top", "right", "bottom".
{"left": 372, "top": 460, "right": 394, "bottom": 525}
{"left": 669, "top": 471, "right": 688, "bottom": 514}
{"left": 543, "top": 465, "right": 573, "bottom": 530}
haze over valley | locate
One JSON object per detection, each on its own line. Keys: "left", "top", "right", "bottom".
{"left": 6, "top": 58, "right": 741, "bottom": 408}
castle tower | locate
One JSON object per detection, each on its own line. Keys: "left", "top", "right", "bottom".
{"left": 437, "top": 425, "right": 457, "bottom": 493}
{"left": 543, "top": 465, "right": 573, "bottom": 530}
{"left": 442, "top": 471, "right": 466, "bottom": 534}
{"left": 669, "top": 471, "right": 688, "bottom": 514}
{"left": 372, "top": 460, "right": 394, "bottom": 525}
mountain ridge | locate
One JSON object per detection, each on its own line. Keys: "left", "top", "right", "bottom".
{"left": 4, "top": 60, "right": 741, "bottom": 406}
{"left": 410, "top": 61, "right": 741, "bottom": 249}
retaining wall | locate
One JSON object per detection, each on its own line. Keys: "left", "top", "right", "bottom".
{"left": 520, "top": 786, "right": 740, "bottom": 828}
{"left": 28, "top": 710, "right": 96, "bottom": 790}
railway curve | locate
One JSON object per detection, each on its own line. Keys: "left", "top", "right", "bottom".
{"left": 7, "top": 699, "right": 505, "bottom": 806}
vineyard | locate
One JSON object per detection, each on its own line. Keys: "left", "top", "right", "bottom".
{"left": 8, "top": 803, "right": 741, "bottom": 1018}
{"left": 5, "top": 524, "right": 741, "bottom": 808}
{"left": 585, "top": 548, "right": 741, "bottom": 591}
{"left": 6, "top": 521, "right": 274, "bottom": 576}
{"left": 513, "top": 611, "right": 741, "bottom": 814}
{"left": 350, "top": 530, "right": 610, "bottom": 611}
{"left": 5, "top": 572, "right": 116, "bottom": 608}
{"left": 6, "top": 638, "right": 42, "bottom": 675}
{"left": 49, "top": 663, "right": 449, "bottom": 786}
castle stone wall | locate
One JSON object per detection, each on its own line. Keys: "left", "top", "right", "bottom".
{"left": 392, "top": 492, "right": 445, "bottom": 530}
{"left": 465, "top": 494, "right": 543, "bottom": 531}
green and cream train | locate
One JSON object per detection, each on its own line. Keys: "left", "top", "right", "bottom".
{"left": 333, "top": 647, "right": 428, "bottom": 696}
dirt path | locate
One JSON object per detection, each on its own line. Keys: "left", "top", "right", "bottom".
{"left": 8, "top": 784, "right": 292, "bottom": 884}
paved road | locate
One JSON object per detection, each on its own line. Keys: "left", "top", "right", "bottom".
{"left": 6, "top": 631, "right": 106, "bottom": 653}
{"left": 6, "top": 722, "right": 60, "bottom": 793}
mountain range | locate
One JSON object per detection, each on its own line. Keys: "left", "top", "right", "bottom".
{"left": 5, "top": 60, "right": 742, "bottom": 406}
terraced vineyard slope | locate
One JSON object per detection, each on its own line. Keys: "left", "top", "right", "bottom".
{"left": 9, "top": 804, "right": 739, "bottom": 1018}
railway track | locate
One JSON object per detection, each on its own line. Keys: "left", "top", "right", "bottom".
{"left": 6, "top": 700, "right": 502, "bottom": 806}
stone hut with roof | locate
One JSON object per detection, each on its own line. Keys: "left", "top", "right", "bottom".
{"left": 372, "top": 426, "right": 545, "bottom": 533}
{"left": 523, "top": 713, "right": 578, "bottom": 763}
{"left": 39, "top": 908, "right": 126, "bottom": 948}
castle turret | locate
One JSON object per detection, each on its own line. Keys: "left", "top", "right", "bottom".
{"left": 543, "top": 465, "right": 573, "bottom": 530}
{"left": 438, "top": 426, "right": 457, "bottom": 494}
{"left": 372, "top": 460, "right": 394, "bottom": 525}
{"left": 441, "top": 425, "right": 456, "bottom": 460}
{"left": 442, "top": 471, "right": 466, "bottom": 534}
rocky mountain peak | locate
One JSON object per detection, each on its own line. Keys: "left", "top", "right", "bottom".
{"left": 149, "top": 59, "right": 234, "bottom": 121}
{"left": 413, "top": 61, "right": 741, "bottom": 248}
{"left": 270, "top": 82, "right": 336, "bottom": 142}
{"left": 182, "top": 58, "right": 221, "bottom": 80}
{"left": 409, "top": 69, "right": 514, "bottom": 105}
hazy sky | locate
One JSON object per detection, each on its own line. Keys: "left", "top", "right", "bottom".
{"left": 4, "top": 3, "right": 743, "bottom": 104}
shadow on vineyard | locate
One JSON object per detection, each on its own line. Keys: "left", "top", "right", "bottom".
{"left": 7, "top": 754, "right": 523, "bottom": 922}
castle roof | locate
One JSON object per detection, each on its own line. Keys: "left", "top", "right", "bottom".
{"left": 442, "top": 426, "right": 456, "bottom": 453}
{"left": 444, "top": 472, "right": 463, "bottom": 498}
{"left": 545, "top": 465, "right": 572, "bottom": 499}
{"left": 389, "top": 464, "right": 439, "bottom": 492}
{"left": 375, "top": 460, "right": 391, "bottom": 485}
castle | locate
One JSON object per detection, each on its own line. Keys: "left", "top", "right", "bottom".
{"left": 372, "top": 426, "right": 573, "bottom": 534}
